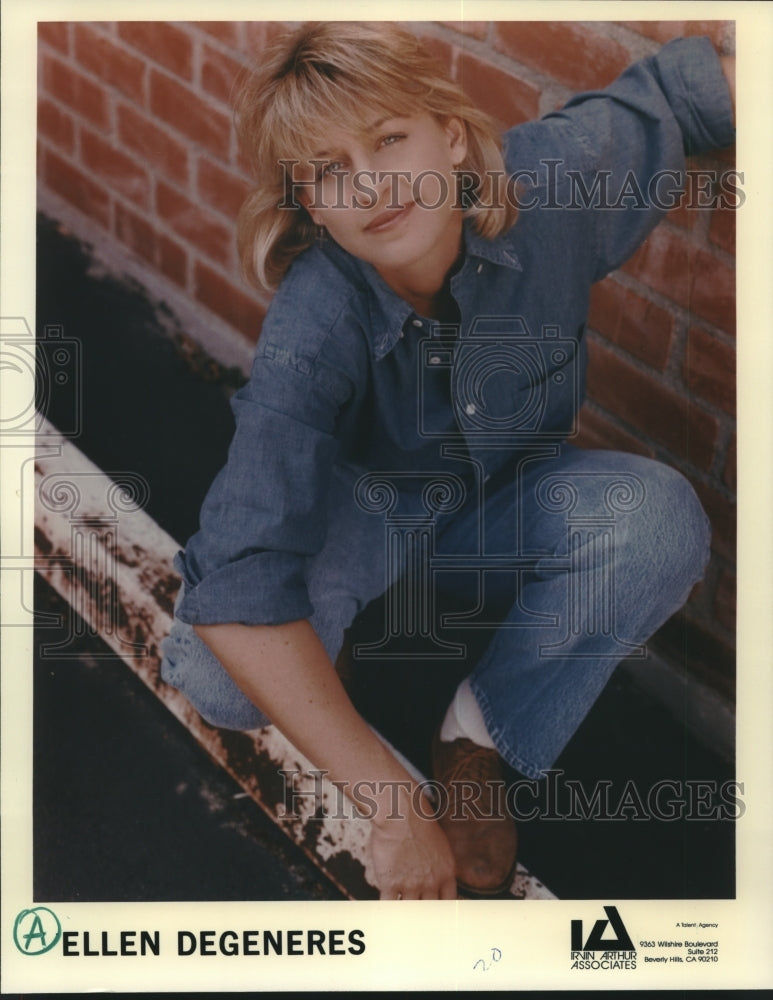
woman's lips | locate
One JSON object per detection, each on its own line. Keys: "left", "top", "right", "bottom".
{"left": 364, "top": 201, "right": 414, "bottom": 233}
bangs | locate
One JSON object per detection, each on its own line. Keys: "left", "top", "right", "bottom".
{"left": 262, "top": 59, "right": 430, "bottom": 166}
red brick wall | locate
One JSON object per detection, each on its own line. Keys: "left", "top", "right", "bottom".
{"left": 37, "top": 20, "right": 737, "bottom": 699}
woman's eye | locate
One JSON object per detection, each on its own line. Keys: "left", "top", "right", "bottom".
{"left": 319, "top": 160, "right": 344, "bottom": 179}
{"left": 380, "top": 134, "right": 405, "bottom": 148}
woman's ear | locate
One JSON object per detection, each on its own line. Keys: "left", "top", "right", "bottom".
{"left": 445, "top": 117, "right": 468, "bottom": 167}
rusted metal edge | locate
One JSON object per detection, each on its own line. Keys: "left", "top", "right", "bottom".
{"left": 32, "top": 418, "right": 556, "bottom": 901}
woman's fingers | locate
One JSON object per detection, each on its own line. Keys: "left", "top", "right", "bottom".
{"left": 370, "top": 800, "right": 458, "bottom": 900}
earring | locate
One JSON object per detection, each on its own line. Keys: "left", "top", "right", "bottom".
{"left": 315, "top": 224, "right": 327, "bottom": 244}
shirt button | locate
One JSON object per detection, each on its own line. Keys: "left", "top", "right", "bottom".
{"left": 465, "top": 403, "right": 476, "bottom": 415}
{"left": 429, "top": 355, "right": 441, "bottom": 365}
{"left": 412, "top": 318, "right": 423, "bottom": 328}
{"left": 399, "top": 330, "right": 405, "bottom": 338}
{"left": 477, "top": 263, "right": 484, "bottom": 274}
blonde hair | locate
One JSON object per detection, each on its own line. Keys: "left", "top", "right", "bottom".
{"left": 235, "top": 22, "right": 518, "bottom": 291}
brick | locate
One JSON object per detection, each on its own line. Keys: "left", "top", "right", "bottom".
{"left": 574, "top": 403, "right": 654, "bottom": 457}
{"left": 620, "top": 20, "right": 733, "bottom": 52}
{"left": 683, "top": 158, "right": 730, "bottom": 215}
{"left": 38, "top": 98, "right": 76, "bottom": 153}
{"left": 114, "top": 197, "right": 189, "bottom": 286}
{"left": 588, "top": 278, "right": 673, "bottom": 371}
{"left": 494, "top": 22, "right": 632, "bottom": 92}
{"left": 149, "top": 70, "right": 231, "bottom": 158}
{"left": 243, "top": 21, "right": 288, "bottom": 57}
{"left": 622, "top": 226, "right": 736, "bottom": 335}
{"left": 118, "top": 103, "right": 190, "bottom": 186}
{"left": 709, "top": 205, "right": 736, "bottom": 255}
{"left": 666, "top": 197, "right": 703, "bottom": 232}
{"left": 202, "top": 43, "right": 249, "bottom": 105}
{"left": 42, "top": 148, "right": 110, "bottom": 229}
{"left": 440, "top": 22, "right": 489, "bottom": 40}
{"left": 621, "top": 225, "right": 689, "bottom": 309}
{"left": 690, "top": 478, "right": 736, "bottom": 561}
{"left": 713, "top": 570, "right": 736, "bottom": 633}
{"left": 156, "top": 180, "right": 232, "bottom": 263}
{"left": 686, "top": 579, "right": 705, "bottom": 607}
{"left": 455, "top": 50, "right": 540, "bottom": 128}
{"left": 683, "top": 326, "right": 735, "bottom": 415}
{"left": 690, "top": 246, "right": 735, "bottom": 336}
{"left": 194, "top": 22, "right": 241, "bottom": 47}
{"left": 42, "top": 55, "right": 110, "bottom": 130}
{"left": 587, "top": 338, "right": 719, "bottom": 470}
{"left": 117, "top": 22, "right": 194, "bottom": 81}
{"left": 159, "top": 234, "right": 188, "bottom": 287}
{"left": 74, "top": 24, "right": 145, "bottom": 104}
{"left": 38, "top": 22, "right": 70, "bottom": 54}
{"left": 235, "top": 145, "right": 254, "bottom": 181}
{"left": 722, "top": 434, "right": 736, "bottom": 492}
{"left": 80, "top": 129, "right": 151, "bottom": 208}
{"left": 114, "top": 202, "right": 156, "bottom": 263}
{"left": 112, "top": 200, "right": 190, "bottom": 289}
{"left": 714, "top": 145, "right": 736, "bottom": 166}
{"left": 197, "top": 158, "right": 250, "bottom": 220}
{"left": 194, "top": 261, "right": 266, "bottom": 341}
{"left": 653, "top": 611, "right": 735, "bottom": 699}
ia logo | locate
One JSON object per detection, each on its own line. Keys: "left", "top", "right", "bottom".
{"left": 571, "top": 905, "right": 635, "bottom": 952}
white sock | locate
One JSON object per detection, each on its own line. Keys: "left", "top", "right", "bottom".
{"left": 439, "top": 677, "right": 496, "bottom": 749}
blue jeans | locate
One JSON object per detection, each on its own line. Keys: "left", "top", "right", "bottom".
{"left": 161, "top": 446, "right": 710, "bottom": 779}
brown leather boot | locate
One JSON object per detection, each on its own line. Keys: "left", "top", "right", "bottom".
{"left": 431, "top": 729, "right": 518, "bottom": 897}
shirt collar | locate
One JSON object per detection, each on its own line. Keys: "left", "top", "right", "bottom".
{"left": 463, "top": 220, "right": 523, "bottom": 271}
{"left": 324, "top": 219, "right": 523, "bottom": 361}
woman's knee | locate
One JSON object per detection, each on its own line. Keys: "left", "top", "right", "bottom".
{"left": 622, "top": 459, "right": 711, "bottom": 589}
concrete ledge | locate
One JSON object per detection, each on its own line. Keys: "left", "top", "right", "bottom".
{"left": 33, "top": 417, "right": 555, "bottom": 901}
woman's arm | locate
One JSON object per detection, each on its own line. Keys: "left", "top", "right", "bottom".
{"left": 195, "top": 618, "right": 457, "bottom": 900}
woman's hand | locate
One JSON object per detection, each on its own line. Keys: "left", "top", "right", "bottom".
{"left": 195, "top": 619, "right": 458, "bottom": 898}
{"left": 369, "top": 788, "right": 457, "bottom": 900}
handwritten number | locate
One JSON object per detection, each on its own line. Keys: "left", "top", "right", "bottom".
{"left": 474, "top": 947, "right": 502, "bottom": 972}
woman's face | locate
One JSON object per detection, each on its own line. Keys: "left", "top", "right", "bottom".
{"left": 295, "top": 111, "right": 468, "bottom": 289}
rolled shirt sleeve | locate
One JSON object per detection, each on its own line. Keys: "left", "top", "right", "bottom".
{"left": 517, "top": 35, "right": 736, "bottom": 280}
{"left": 644, "top": 36, "right": 735, "bottom": 155}
{"left": 176, "top": 270, "right": 362, "bottom": 627}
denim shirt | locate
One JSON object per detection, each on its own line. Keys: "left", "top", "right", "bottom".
{"left": 176, "top": 36, "right": 734, "bottom": 628}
